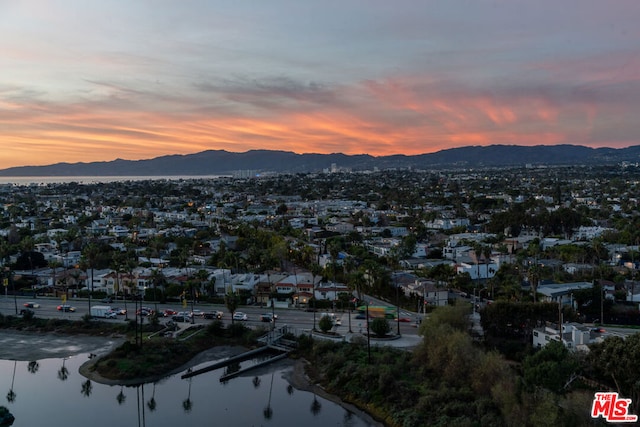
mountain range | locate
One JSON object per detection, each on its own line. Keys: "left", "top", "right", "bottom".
{"left": 1, "top": 144, "right": 639, "bottom": 176}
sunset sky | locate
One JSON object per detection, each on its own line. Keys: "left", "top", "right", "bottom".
{"left": 1, "top": 1, "right": 639, "bottom": 170}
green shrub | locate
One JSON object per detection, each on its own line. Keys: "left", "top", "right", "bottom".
{"left": 22, "top": 310, "right": 35, "bottom": 322}
{"left": 318, "top": 315, "right": 333, "bottom": 333}
{"left": 206, "top": 320, "right": 225, "bottom": 337}
{"left": 370, "top": 318, "right": 391, "bottom": 337}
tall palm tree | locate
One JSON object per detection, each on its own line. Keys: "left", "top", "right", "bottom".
{"left": 225, "top": 290, "right": 239, "bottom": 324}
{"left": 82, "top": 242, "right": 101, "bottom": 312}
{"left": 149, "top": 268, "right": 166, "bottom": 313}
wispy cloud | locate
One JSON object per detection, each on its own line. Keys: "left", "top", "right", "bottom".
{"left": 1, "top": 1, "right": 639, "bottom": 168}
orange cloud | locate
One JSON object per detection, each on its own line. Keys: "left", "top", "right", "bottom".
{"left": 1, "top": 67, "right": 637, "bottom": 170}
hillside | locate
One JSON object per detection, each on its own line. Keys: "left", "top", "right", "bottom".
{"left": 1, "top": 144, "right": 639, "bottom": 176}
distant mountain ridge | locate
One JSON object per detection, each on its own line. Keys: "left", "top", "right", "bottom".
{"left": 1, "top": 144, "right": 640, "bottom": 176}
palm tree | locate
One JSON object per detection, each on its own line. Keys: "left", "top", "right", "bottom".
{"left": 149, "top": 267, "right": 166, "bottom": 313}
{"left": 81, "top": 242, "right": 101, "bottom": 312}
{"left": 225, "top": 290, "right": 239, "bottom": 324}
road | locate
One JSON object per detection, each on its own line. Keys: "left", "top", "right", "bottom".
{"left": 1, "top": 295, "right": 422, "bottom": 337}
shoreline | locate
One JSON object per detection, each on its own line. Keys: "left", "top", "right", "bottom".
{"left": 282, "top": 358, "right": 385, "bottom": 427}
{"left": 1, "top": 330, "right": 385, "bottom": 426}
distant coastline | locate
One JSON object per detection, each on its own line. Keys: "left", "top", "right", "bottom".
{"left": 0, "top": 175, "right": 225, "bottom": 185}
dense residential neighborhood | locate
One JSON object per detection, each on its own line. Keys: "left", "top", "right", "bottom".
{"left": 3, "top": 163, "right": 640, "bottom": 424}
{"left": 2, "top": 165, "right": 639, "bottom": 318}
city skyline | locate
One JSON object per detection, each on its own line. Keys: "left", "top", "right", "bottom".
{"left": 1, "top": 1, "right": 639, "bottom": 169}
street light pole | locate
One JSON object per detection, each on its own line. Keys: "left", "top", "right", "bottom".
{"left": 395, "top": 278, "right": 400, "bottom": 336}
{"left": 366, "top": 302, "right": 371, "bottom": 364}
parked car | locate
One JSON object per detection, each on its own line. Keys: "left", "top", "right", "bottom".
{"left": 190, "top": 309, "right": 204, "bottom": 318}
{"left": 112, "top": 307, "right": 127, "bottom": 315}
{"left": 23, "top": 302, "right": 40, "bottom": 308}
{"left": 105, "top": 310, "right": 118, "bottom": 319}
{"left": 19, "top": 308, "right": 34, "bottom": 316}
{"left": 101, "top": 297, "right": 113, "bottom": 303}
{"left": 172, "top": 314, "right": 188, "bottom": 323}
{"left": 57, "top": 305, "right": 76, "bottom": 312}
{"left": 163, "top": 309, "right": 178, "bottom": 317}
{"left": 233, "top": 312, "right": 248, "bottom": 321}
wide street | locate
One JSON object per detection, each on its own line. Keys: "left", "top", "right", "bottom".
{"left": 1, "top": 295, "right": 423, "bottom": 337}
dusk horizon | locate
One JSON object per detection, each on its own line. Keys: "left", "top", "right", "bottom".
{"left": 2, "top": 1, "right": 639, "bottom": 169}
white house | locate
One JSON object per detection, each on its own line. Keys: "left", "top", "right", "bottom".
{"left": 314, "top": 282, "right": 350, "bottom": 301}
{"left": 536, "top": 282, "right": 593, "bottom": 305}
{"left": 532, "top": 322, "right": 592, "bottom": 351}
{"left": 456, "top": 262, "right": 498, "bottom": 281}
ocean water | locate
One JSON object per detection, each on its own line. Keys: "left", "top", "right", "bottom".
{"left": 0, "top": 176, "right": 225, "bottom": 185}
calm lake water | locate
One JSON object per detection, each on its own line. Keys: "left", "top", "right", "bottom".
{"left": 0, "top": 352, "right": 374, "bottom": 427}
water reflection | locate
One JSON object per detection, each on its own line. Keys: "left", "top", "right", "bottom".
{"left": 27, "top": 361, "right": 39, "bottom": 374}
{"left": 146, "top": 383, "right": 157, "bottom": 412}
{"left": 57, "top": 357, "right": 69, "bottom": 381}
{"left": 0, "top": 351, "right": 374, "bottom": 426}
{"left": 116, "top": 386, "right": 126, "bottom": 405}
{"left": 6, "top": 361, "right": 16, "bottom": 403}
{"left": 264, "top": 371, "right": 274, "bottom": 420}
{"left": 81, "top": 379, "right": 93, "bottom": 397}
{"left": 182, "top": 377, "right": 193, "bottom": 413}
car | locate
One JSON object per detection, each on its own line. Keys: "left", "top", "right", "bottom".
{"left": 105, "top": 310, "right": 118, "bottom": 319}
{"left": 101, "top": 297, "right": 114, "bottom": 303}
{"left": 19, "top": 308, "right": 34, "bottom": 316}
{"left": 233, "top": 312, "right": 248, "bottom": 321}
{"left": 163, "top": 309, "right": 178, "bottom": 317}
{"left": 23, "top": 302, "right": 40, "bottom": 309}
{"left": 190, "top": 309, "right": 204, "bottom": 318}
{"left": 136, "top": 307, "right": 154, "bottom": 316}
{"left": 355, "top": 313, "right": 366, "bottom": 319}
{"left": 398, "top": 317, "right": 412, "bottom": 323}
{"left": 57, "top": 305, "right": 76, "bottom": 312}
{"left": 203, "top": 311, "right": 224, "bottom": 319}
{"left": 591, "top": 327, "right": 606, "bottom": 333}
{"left": 260, "top": 313, "right": 276, "bottom": 322}
{"left": 172, "top": 314, "right": 188, "bottom": 322}
{"left": 112, "top": 307, "right": 127, "bottom": 315}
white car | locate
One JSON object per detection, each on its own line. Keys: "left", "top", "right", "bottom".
{"left": 233, "top": 312, "right": 248, "bottom": 321}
